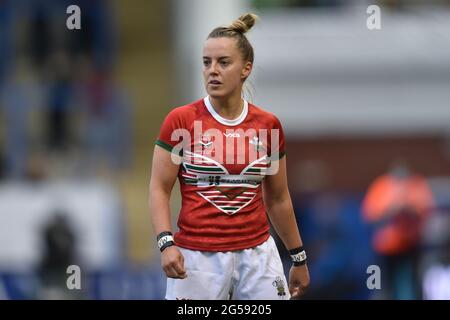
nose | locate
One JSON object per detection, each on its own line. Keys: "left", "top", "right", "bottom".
{"left": 209, "top": 61, "right": 219, "bottom": 74}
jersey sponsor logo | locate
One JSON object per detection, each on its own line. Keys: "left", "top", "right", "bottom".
{"left": 223, "top": 132, "right": 240, "bottom": 138}
{"left": 170, "top": 121, "right": 280, "bottom": 174}
{"left": 182, "top": 151, "right": 269, "bottom": 184}
{"left": 181, "top": 150, "right": 270, "bottom": 215}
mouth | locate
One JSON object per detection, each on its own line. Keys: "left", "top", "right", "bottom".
{"left": 208, "top": 80, "right": 222, "bottom": 85}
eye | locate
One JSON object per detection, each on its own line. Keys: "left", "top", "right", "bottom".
{"left": 220, "top": 60, "right": 230, "bottom": 66}
{"left": 203, "top": 60, "right": 211, "bottom": 66}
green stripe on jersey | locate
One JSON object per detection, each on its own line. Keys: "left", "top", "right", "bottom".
{"left": 155, "top": 140, "right": 183, "bottom": 156}
{"left": 155, "top": 140, "right": 173, "bottom": 152}
{"left": 185, "top": 163, "right": 224, "bottom": 172}
{"left": 247, "top": 168, "right": 265, "bottom": 173}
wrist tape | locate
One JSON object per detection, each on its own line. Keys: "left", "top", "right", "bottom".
{"left": 157, "top": 231, "right": 175, "bottom": 252}
{"left": 289, "top": 246, "right": 307, "bottom": 266}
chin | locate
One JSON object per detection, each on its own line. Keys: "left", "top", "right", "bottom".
{"left": 208, "top": 93, "right": 223, "bottom": 99}
{"left": 206, "top": 90, "right": 226, "bottom": 99}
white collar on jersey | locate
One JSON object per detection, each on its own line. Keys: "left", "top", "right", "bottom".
{"left": 203, "top": 96, "right": 248, "bottom": 126}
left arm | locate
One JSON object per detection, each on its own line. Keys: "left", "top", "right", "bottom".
{"left": 263, "top": 156, "right": 310, "bottom": 298}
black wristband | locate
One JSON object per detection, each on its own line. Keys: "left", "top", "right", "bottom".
{"left": 157, "top": 231, "right": 175, "bottom": 252}
{"left": 160, "top": 240, "right": 175, "bottom": 252}
{"left": 289, "top": 246, "right": 304, "bottom": 255}
{"left": 157, "top": 231, "right": 173, "bottom": 241}
{"left": 289, "top": 246, "right": 307, "bottom": 266}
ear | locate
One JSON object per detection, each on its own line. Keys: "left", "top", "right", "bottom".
{"left": 241, "top": 61, "right": 253, "bottom": 80}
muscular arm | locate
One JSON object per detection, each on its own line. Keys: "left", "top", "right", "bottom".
{"left": 149, "top": 145, "right": 186, "bottom": 279}
{"left": 263, "top": 156, "right": 310, "bottom": 298}
{"left": 149, "top": 145, "right": 179, "bottom": 234}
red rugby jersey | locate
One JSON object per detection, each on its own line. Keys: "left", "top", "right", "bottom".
{"left": 155, "top": 96, "right": 285, "bottom": 251}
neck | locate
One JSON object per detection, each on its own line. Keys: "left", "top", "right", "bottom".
{"left": 209, "top": 93, "right": 244, "bottom": 120}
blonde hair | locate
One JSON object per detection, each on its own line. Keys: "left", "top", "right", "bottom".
{"left": 207, "top": 13, "right": 259, "bottom": 63}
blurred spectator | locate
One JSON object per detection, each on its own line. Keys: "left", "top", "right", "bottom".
{"left": 36, "top": 212, "right": 83, "bottom": 299}
{"left": 27, "top": 0, "right": 117, "bottom": 72}
{"left": 28, "top": 0, "right": 53, "bottom": 72}
{"left": 20, "top": 0, "right": 121, "bottom": 172}
{"left": 66, "top": 0, "right": 117, "bottom": 71}
{"left": 362, "top": 159, "right": 435, "bottom": 299}
{"left": 80, "top": 70, "right": 132, "bottom": 173}
{"left": 46, "top": 49, "right": 76, "bottom": 152}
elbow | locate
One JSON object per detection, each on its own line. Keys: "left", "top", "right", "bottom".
{"left": 266, "top": 192, "right": 290, "bottom": 208}
{"left": 265, "top": 193, "right": 293, "bottom": 216}
{"left": 265, "top": 197, "right": 284, "bottom": 214}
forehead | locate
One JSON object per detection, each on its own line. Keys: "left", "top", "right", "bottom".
{"left": 203, "top": 37, "right": 240, "bottom": 58}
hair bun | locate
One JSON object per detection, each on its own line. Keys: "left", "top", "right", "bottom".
{"left": 227, "top": 13, "right": 258, "bottom": 34}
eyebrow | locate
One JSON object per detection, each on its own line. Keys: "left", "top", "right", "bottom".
{"left": 202, "top": 56, "right": 231, "bottom": 60}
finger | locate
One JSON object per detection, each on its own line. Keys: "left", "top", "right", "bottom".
{"left": 175, "top": 269, "right": 187, "bottom": 279}
{"left": 289, "top": 283, "right": 297, "bottom": 295}
{"left": 178, "top": 254, "right": 186, "bottom": 274}
{"left": 163, "top": 265, "right": 174, "bottom": 278}
{"left": 170, "top": 263, "right": 188, "bottom": 279}
{"left": 172, "top": 261, "right": 187, "bottom": 278}
{"left": 290, "top": 287, "right": 300, "bottom": 299}
{"left": 165, "top": 266, "right": 184, "bottom": 279}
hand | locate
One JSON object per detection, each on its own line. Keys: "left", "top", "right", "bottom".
{"left": 161, "top": 246, "right": 187, "bottom": 279}
{"left": 288, "top": 264, "right": 310, "bottom": 299}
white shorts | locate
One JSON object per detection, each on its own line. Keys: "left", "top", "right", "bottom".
{"left": 165, "top": 236, "right": 290, "bottom": 300}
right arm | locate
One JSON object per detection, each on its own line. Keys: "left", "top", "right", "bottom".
{"left": 149, "top": 145, "right": 187, "bottom": 279}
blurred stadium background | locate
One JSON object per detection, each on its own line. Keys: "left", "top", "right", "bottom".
{"left": 0, "top": 0, "right": 449, "bottom": 299}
